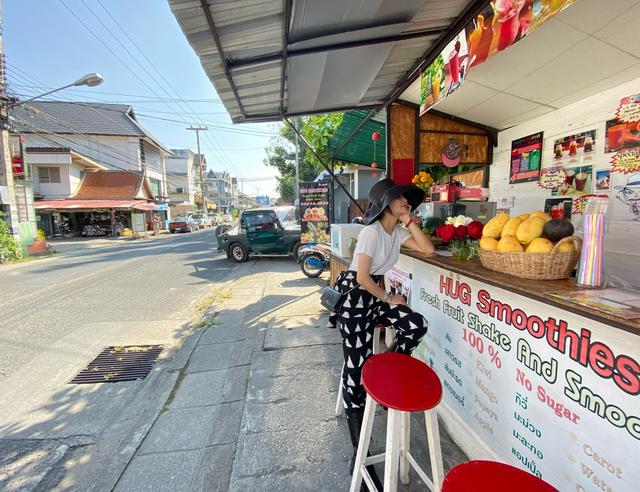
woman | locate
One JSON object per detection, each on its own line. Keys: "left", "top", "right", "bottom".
{"left": 328, "top": 178, "right": 434, "bottom": 479}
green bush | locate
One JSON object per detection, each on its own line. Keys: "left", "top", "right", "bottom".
{"left": 0, "top": 214, "right": 22, "bottom": 263}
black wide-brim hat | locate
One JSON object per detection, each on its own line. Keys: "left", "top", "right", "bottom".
{"left": 363, "top": 178, "right": 425, "bottom": 225}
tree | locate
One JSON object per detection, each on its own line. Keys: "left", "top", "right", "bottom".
{"left": 263, "top": 115, "right": 347, "bottom": 203}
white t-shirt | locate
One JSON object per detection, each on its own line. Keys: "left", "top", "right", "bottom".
{"left": 348, "top": 221, "right": 411, "bottom": 275}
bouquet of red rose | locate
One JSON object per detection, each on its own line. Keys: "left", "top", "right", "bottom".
{"left": 435, "top": 216, "right": 484, "bottom": 259}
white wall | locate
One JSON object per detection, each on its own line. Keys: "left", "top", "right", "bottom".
{"left": 490, "top": 77, "right": 640, "bottom": 287}
{"left": 68, "top": 163, "right": 86, "bottom": 195}
{"left": 32, "top": 164, "right": 71, "bottom": 198}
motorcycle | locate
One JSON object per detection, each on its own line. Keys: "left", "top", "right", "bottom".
{"left": 297, "top": 242, "right": 330, "bottom": 278}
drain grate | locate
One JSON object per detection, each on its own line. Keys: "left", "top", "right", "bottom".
{"left": 70, "top": 345, "right": 163, "bottom": 384}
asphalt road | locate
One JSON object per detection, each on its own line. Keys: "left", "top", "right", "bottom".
{"left": 0, "top": 229, "right": 224, "bottom": 382}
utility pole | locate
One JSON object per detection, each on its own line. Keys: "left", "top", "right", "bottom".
{"left": 0, "top": 1, "right": 19, "bottom": 239}
{"left": 186, "top": 125, "right": 207, "bottom": 213}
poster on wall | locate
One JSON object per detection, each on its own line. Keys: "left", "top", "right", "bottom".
{"left": 552, "top": 130, "right": 596, "bottom": 166}
{"left": 411, "top": 263, "right": 639, "bottom": 492}
{"left": 551, "top": 164, "right": 593, "bottom": 197}
{"left": 595, "top": 169, "right": 611, "bottom": 191}
{"left": 538, "top": 166, "right": 567, "bottom": 190}
{"left": 572, "top": 193, "right": 608, "bottom": 216}
{"left": 606, "top": 95, "right": 640, "bottom": 174}
{"left": 611, "top": 172, "right": 640, "bottom": 221}
{"left": 509, "top": 132, "right": 543, "bottom": 184}
{"left": 544, "top": 198, "right": 573, "bottom": 219}
{"left": 420, "top": 0, "right": 577, "bottom": 115}
{"left": 298, "top": 180, "right": 330, "bottom": 244}
{"left": 384, "top": 267, "right": 411, "bottom": 304}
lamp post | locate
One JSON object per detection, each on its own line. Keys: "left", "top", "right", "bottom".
{"left": 17, "top": 73, "right": 104, "bottom": 105}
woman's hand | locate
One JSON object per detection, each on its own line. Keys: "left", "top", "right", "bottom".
{"left": 399, "top": 213, "right": 412, "bottom": 226}
{"left": 387, "top": 294, "right": 406, "bottom": 305}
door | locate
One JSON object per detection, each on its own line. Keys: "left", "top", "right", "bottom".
{"left": 243, "top": 211, "right": 285, "bottom": 253}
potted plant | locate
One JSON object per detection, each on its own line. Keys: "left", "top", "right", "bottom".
{"left": 411, "top": 171, "right": 434, "bottom": 200}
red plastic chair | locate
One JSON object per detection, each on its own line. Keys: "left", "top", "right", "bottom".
{"left": 442, "top": 460, "right": 559, "bottom": 492}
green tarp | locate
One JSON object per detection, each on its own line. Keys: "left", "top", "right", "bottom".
{"left": 328, "top": 110, "right": 386, "bottom": 169}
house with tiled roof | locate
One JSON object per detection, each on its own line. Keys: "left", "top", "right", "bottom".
{"left": 10, "top": 101, "right": 172, "bottom": 237}
{"left": 11, "top": 101, "right": 171, "bottom": 202}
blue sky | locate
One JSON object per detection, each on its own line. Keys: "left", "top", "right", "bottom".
{"left": 4, "top": 0, "right": 281, "bottom": 196}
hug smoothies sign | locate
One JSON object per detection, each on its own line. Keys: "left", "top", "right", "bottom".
{"left": 411, "top": 262, "right": 639, "bottom": 492}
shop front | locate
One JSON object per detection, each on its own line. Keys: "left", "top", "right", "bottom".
{"left": 171, "top": 0, "right": 639, "bottom": 489}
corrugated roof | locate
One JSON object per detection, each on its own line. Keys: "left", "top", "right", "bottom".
{"left": 169, "top": 0, "right": 475, "bottom": 123}
{"left": 12, "top": 101, "right": 171, "bottom": 153}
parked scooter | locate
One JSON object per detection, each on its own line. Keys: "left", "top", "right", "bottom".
{"left": 298, "top": 242, "right": 330, "bottom": 278}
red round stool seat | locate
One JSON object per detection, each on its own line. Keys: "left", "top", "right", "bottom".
{"left": 362, "top": 352, "right": 442, "bottom": 412}
{"left": 443, "top": 460, "right": 559, "bottom": 492}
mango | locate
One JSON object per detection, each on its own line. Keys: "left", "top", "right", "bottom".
{"left": 515, "top": 217, "right": 545, "bottom": 245}
{"left": 556, "top": 240, "right": 575, "bottom": 253}
{"left": 479, "top": 237, "right": 499, "bottom": 251}
{"left": 517, "top": 213, "right": 530, "bottom": 222}
{"left": 497, "top": 235, "right": 524, "bottom": 253}
{"left": 483, "top": 213, "right": 510, "bottom": 239}
{"left": 529, "top": 210, "right": 551, "bottom": 222}
{"left": 502, "top": 217, "right": 523, "bottom": 237}
{"left": 525, "top": 237, "right": 553, "bottom": 253}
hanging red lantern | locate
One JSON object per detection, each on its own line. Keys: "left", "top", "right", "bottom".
{"left": 371, "top": 162, "right": 378, "bottom": 168}
{"left": 371, "top": 131, "right": 380, "bottom": 141}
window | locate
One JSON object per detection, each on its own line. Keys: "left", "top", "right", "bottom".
{"left": 243, "top": 212, "right": 277, "bottom": 230}
{"left": 175, "top": 187, "right": 185, "bottom": 194}
{"left": 139, "top": 139, "right": 146, "bottom": 164}
{"left": 38, "top": 167, "right": 61, "bottom": 183}
{"left": 149, "top": 179, "right": 160, "bottom": 197}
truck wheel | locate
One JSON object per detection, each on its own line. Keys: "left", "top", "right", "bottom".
{"left": 230, "top": 243, "right": 248, "bottom": 263}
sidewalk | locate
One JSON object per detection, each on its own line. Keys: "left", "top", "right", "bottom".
{"left": 111, "top": 259, "right": 467, "bottom": 491}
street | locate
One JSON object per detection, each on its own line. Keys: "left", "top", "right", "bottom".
{"left": 0, "top": 229, "right": 237, "bottom": 490}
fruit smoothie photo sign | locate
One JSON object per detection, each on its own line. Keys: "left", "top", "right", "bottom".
{"left": 411, "top": 262, "right": 640, "bottom": 492}
{"left": 510, "top": 132, "right": 543, "bottom": 184}
{"left": 420, "top": 0, "right": 577, "bottom": 116}
{"left": 607, "top": 95, "right": 640, "bottom": 174}
{"left": 298, "top": 180, "right": 330, "bottom": 244}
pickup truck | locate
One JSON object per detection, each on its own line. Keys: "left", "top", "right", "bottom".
{"left": 216, "top": 206, "right": 301, "bottom": 263}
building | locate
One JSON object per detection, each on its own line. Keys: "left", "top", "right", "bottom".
{"left": 11, "top": 101, "right": 171, "bottom": 217}
{"left": 33, "top": 170, "right": 159, "bottom": 237}
{"left": 165, "top": 148, "right": 208, "bottom": 215}
{"left": 204, "top": 170, "right": 233, "bottom": 212}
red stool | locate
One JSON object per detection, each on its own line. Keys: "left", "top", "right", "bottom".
{"left": 442, "top": 461, "right": 558, "bottom": 492}
{"left": 350, "top": 352, "right": 444, "bottom": 492}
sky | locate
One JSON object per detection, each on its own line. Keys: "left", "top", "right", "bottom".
{"left": 3, "top": 0, "right": 282, "bottom": 196}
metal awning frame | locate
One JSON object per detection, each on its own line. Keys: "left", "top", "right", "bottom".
{"left": 196, "top": 0, "right": 491, "bottom": 124}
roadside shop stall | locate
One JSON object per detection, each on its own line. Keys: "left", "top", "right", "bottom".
{"left": 170, "top": 1, "right": 640, "bottom": 490}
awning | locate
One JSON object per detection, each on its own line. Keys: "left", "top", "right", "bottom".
{"left": 328, "top": 110, "right": 387, "bottom": 168}
{"left": 169, "top": 0, "right": 485, "bottom": 123}
{"left": 34, "top": 199, "right": 159, "bottom": 211}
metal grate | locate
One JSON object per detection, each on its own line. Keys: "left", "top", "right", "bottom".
{"left": 70, "top": 345, "right": 163, "bottom": 384}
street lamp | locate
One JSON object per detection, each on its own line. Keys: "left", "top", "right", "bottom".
{"left": 18, "top": 73, "right": 104, "bottom": 104}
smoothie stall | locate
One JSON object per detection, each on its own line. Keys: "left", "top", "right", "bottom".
{"left": 378, "top": 1, "right": 640, "bottom": 490}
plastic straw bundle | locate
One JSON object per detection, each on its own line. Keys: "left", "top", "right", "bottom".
{"left": 576, "top": 198, "right": 608, "bottom": 287}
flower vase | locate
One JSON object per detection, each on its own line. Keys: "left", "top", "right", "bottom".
{"left": 449, "top": 239, "right": 470, "bottom": 260}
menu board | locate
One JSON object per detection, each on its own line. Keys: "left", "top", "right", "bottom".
{"left": 411, "top": 261, "right": 639, "bottom": 492}
{"left": 510, "top": 132, "right": 543, "bottom": 184}
{"left": 298, "top": 180, "right": 330, "bottom": 244}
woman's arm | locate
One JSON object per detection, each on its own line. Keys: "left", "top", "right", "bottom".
{"left": 356, "top": 253, "right": 406, "bottom": 305}
{"left": 401, "top": 218, "right": 435, "bottom": 256}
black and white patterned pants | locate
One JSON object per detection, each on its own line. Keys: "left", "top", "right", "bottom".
{"left": 328, "top": 271, "right": 429, "bottom": 410}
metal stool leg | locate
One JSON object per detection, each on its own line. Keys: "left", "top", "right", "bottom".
{"left": 384, "top": 326, "right": 396, "bottom": 350}
{"left": 399, "top": 411, "right": 410, "bottom": 485}
{"left": 424, "top": 409, "right": 444, "bottom": 492}
{"left": 349, "top": 396, "right": 377, "bottom": 492}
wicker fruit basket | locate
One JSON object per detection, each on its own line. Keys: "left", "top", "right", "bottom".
{"left": 477, "top": 236, "right": 582, "bottom": 280}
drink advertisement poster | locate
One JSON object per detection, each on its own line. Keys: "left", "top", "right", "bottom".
{"left": 411, "top": 263, "right": 639, "bottom": 492}
{"left": 384, "top": 267, "right": 411, "bottom": 305}
{"left": 509, "top": 132, "right": 543, "bottom": 184}
{"left": 298, "top": 180, "right": 330, "bottom": 244}
{"left": 606, "top": 94, "right": 640, "bottom": 174}
{"left": 551, "top": 164, "right": 593, "bottom": 197}
{"left": 553, "top": 130, "right": 596, "bottom": 167}
{"left": 420, "top": 0, "right": 577, "bottom": 116}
